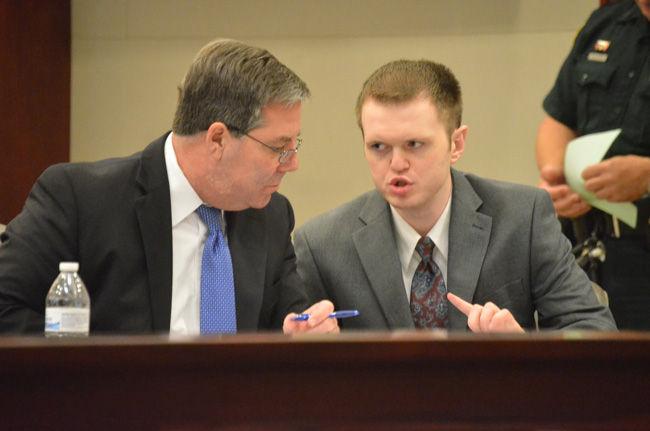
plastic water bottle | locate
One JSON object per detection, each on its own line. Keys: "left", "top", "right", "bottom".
{"left": 45, "top": 262, "right": 90, "bottom": 337}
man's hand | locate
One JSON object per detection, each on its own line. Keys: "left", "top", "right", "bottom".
{"left": 582, "top": 155, "right": 650, "bottom": 203}
{"left": 283, "top": 300, "right": 340, "bottom": 334}
{"left": 539, "top": 165, "right": 591, "bottom": 218}
{"left": 447, "top": 292, "right": 524, "bottom": 333}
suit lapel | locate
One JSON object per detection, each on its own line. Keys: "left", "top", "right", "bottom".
{"left": 446, "top": 169, "right": 492, "bottom": 330}
{"left": 226, "top": 209, "right": 266, "bottom": 330}
{"left": 135, "top": 134, "right": 174, "bottom": 332}
{"left": 353, "top": 191, "right": 414, "bottom": 329}
{"left": 134, "top": 134, "right": 266, "bottom": 332}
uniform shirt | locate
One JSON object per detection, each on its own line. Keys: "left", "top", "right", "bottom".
{"left": 543, "top": 0, "right": 650, "bottom": 159}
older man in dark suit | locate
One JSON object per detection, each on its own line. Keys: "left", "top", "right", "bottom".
{"left": 0, "top": 39, "right": 336, "bottom": 335}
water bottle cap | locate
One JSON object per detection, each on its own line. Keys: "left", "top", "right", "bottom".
{"left": 59, "top": 262, "right": 79, "bottom": 272}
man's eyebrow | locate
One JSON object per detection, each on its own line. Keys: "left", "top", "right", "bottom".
{"left": 272, "top": 133, "right": 301, "bottom": 145}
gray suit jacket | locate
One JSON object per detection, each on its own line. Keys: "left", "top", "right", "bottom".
{"left": 294, "top": 169, "right": 616, "bottom": 331}
{"left": 0, "top": 133, "right": 307, "bottom": 334}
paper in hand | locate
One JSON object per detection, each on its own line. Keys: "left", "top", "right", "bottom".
{"left": 564, "top": 129, "right": 637, "bottom": 228}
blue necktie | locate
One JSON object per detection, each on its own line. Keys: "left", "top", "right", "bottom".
{"left": 196, "top": 205, "right": 237, "bottom": 334}
{"left": 410, "top": 236, "right": 449, "bottom": 329}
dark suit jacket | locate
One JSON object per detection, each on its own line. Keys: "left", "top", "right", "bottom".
{"left": 0, "top": 133, "right": 308, "bottom": 334}
{"left": 294, "top": 169, "right": 616, "bottom": 331}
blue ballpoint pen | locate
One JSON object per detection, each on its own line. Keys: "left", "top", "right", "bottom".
{"left": 290, "top": 310, "right": 359, "bottom": 322}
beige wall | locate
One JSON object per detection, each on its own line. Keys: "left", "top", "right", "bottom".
{"left": 71, "top": 0, "right": 598, "bottom": 228}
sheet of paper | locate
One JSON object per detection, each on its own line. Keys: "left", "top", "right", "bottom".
{"left": 564, "top": 129, "right": 637, "bottom": 228}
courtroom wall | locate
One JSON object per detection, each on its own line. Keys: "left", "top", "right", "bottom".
{"left": 71, "top": 0, "right": 598, "bottom": 227}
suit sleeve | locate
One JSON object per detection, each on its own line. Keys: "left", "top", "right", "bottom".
{"left": 0, "top": 165, "right": 79, "bottom": 334}
{"left": 294, "top": 226, "right": 330, "bottom": 305}
{"left": 263, "top": 197, "right": 310, "bottom": 328}
{"left": 530, "top": 189, "right": 617, "bottom": 330}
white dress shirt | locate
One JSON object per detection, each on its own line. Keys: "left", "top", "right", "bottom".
{"left": 164, "top": 133, "right": 226, "bottom": 336}
{"left": 390, "top": 195, "right": 451, "bottom": 300}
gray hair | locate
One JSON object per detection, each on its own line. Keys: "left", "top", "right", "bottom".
{"left": 172, "top": 39, "right": 310, "bottom": 136}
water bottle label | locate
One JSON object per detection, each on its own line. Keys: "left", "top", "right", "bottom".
{"left": 45, "top": 308, "right": 90, "bottom": 333}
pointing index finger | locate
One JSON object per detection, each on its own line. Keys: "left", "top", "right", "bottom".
{"left": 447, "top": 292, "right": 472, "bottom": 316}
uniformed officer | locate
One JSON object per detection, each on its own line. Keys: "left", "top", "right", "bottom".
{"left": 536, "top": 0, "right": 650, "bottom": 330}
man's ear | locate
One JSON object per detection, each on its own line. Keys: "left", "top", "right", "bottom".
{"left": 450, "top": 125, "right": 467, "bottom": 164}
{"left": 206, "top": 122, "right": 228, "bottom": 159}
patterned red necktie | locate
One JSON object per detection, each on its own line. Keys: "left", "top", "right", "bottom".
{"left": 410, "top": 236, "right": 449, "bottom": 329}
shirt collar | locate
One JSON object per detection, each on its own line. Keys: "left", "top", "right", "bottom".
{"left": 391, "top": 193, "right": 451, "bottom": 269}
{"left": 617, "top": 1, "right": 647, "bottom": 26}
{"left": 164, "top": 133, "right": 204, "bottom": 227}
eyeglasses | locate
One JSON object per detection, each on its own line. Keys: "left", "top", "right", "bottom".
{"left": 226, "top": 124, "right": 301, "bottom": 164}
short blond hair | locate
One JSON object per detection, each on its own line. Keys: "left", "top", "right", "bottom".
{"left": 355, "top": 59, "right": 462, "bottom": 138}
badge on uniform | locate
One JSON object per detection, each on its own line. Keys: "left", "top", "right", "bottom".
{"left": 594, "top": 40, "right": 610, "bottom": 52}
{"left": 588, "top": 39, "right": 610, "bottom": 63}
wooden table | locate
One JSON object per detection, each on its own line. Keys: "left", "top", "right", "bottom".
{"left": 1, "top": 331, "right": 649, "bottom": 430}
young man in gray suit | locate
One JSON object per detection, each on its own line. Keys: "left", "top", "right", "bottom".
{"left": 294, "top": 60, "right": 616, "bottom": 332}
{"left": 0, "top": 39, "right": 336, "bottom": 335}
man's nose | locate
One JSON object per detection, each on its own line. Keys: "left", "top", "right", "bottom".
{"left": 390, "top": 150, "right": 409, "bottom": 172}
{"left": 278, "top": 153, "right": 299, "bottom": 173}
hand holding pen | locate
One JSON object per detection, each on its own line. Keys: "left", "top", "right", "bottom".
{"left": 290, "top": 310, "right": 359, "bottom": 321}
{"left": 283, "top": 300, "right": 353, "bottom": 334}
